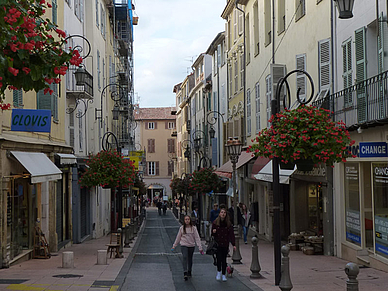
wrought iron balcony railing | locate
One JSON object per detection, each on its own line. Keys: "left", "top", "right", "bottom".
{"left": 314, "top": 70, "right": 388, "bottom": 130}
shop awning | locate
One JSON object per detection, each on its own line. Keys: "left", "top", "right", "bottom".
{"left": 11, "top": 151, "right": 62, "bottom": 184}
{"left": 55, "top": 153, "right": 77, "bottom": 165}
{"left": 254, "top": 160, "right": 296, "bottom": 184}
{"left": 215, "top": 151, "right": 255, "bottom": 178}
{"left": 250, "top": 157, "right": 270, "bottom": 179}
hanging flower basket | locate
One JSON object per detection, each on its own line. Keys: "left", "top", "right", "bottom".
{"left": 279, "top": 161, "right": 295, "bottom": 170}
{"left": 295, "top": 159, "right": 314, "bottom": 172}
{"left": 247, "top": 105, "right": 355, "bottom": 167}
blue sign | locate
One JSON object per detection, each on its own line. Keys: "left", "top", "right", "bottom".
{"left": 359, "top": 142, "right": 388, "bottom": 158}
{"left": 346, "top": 232, "right": 361, "bottom": 244}
{"left": 11, "top": 109, "right": 51, "bottom": 133}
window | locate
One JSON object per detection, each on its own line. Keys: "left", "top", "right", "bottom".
{"left": 13, "top": 89, "right": 23, "bottom": 108}
{"left": 295, "top": 0, "right": 306, "bottom": 21}
{"left": 234, "top": 9, "right": 238, "bottom": 42}
{"left": 238, "top": 8, "right": 243, "bottom": 36}
{"left": 296, "top": 54, "right": 306, "bottom": 101}
{"left": 148, "top": 162, "right": 155, "bottom": 176}
{"left": 342, "top": 38, "right": 352, "bottom": 105}
{"left": 168, "top": 161, "right": 174, "bottom": 176}
{"left": 97, "top": 50, "right": 100, "bottom": 89}
{"left": 52, "top": 0, "right": 57, "bottom": 24}
{"left": 78, "top": 109, "right": 83, "bottom": 151}
{"left": 95, "top": 0, "right": 99, "bottom": 28}
{"left": 246, "top": 89, "right": 251, "bottom": 136}
{"left": 229, "top": 63, "right": 233, "bottom": 98}
{"left": 148, "top": 161, "right": 159, "bottom": 176}
{"left": 234, "top": 58, "right": 238, "bottom": 93}
{"left": 278, "top": 0, "right": 285, "bottom": 34}
{"left": 344, "top": 163, "right": 361, "bottom": 246}
{"left": 167, "top": 139, "right": 175, "bottom": 153}
{"left": 255, "top": 83, "right": 260, "bottom": 133}
{"left": 37, "top": 83, "right": 58, "bottom": 121}
{"left": 226, "top": 21, "right": 230, "bottom": 51}
{"left": 167, "top": 122, "right": 175, "bottom": 129}
{"left": 266, "top": 75, "right": 272, "bottom": 127}
{"left": 69, "top": 111, "right": 75, "bottom": 147}
{"left": 253, "top": 1, "right": 259, "bottom": 55}
{"left": 147, "top": 139, "right": 155, "bottom": 153}
{"left": 74, "top": 0, "right": 83, "bottom": 22}
{"left": 264, "top": 0, "right": 271, "bottom": 46}
{"left": 240, "top": 53, "right": 244, "bottom": 89}
{"left": 102, "top": 58, "right": 105, "bottom": 90}
{"left": 100, "top": 4, "right": 106, "bottom": 38}
{"left": 246, "top": 14, "right": 250, "bottom": 63}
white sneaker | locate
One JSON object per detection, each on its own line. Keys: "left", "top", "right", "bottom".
{"left": 216, "top": 271, "right": 221, "bottom": 281}
{"left": 222, "top": 275, "right": 227, "bottom": 282}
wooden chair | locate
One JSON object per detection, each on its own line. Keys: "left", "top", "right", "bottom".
{"left": 106, "top": 232, "right": 121, "bottom": 258}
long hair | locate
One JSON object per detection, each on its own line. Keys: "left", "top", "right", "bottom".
{"left": 183, "top": 215, "right": 194, "bottom": 234}
{"left": 214, "top": 209, "right": 231, "bottom": 228}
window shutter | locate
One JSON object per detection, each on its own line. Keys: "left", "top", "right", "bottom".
{"left": 147, "top": 139, "right": 151, "bottom": 153}
{"left": 355, "top": 27, "right": 367, "bottom": 123}
{"left": 13, "top": 90, "right": 22, "bottom": 107}
{"left": 238, "top": 10, "right": 243, "bottom": 35}
{"left": 52, "top": 84, "right": 58, "bottom": 121}
{"left": 246, "top": 89, "right": 251, "bottom": 136}
{"left": 223, "top": 123, "right": 228, "bottom": 163}
{"left": 227, "top": 121, "right": 233, "bottom": 139}
{"left": 266, "top": 75, "right": 272, "bottom": 127}
{"left": 152, "top": 139, "right": 155, "bottom": 153}
{"left": 69, "top": 111, "right": 75, "bottom": 147}
{"left": 225, "top": 22, "right": 229, "bottom": 51}
{"left": 144, "top": 163, "right": 148, "bottom": 176}
{"left": 271, "top": 64, "right": 286, "bottom": 110}
{"left": 378, "top": 13, "right": 384, "bottom": 74}
{"left": 319, "top": 39, "right": 330, "bottom": 90}
{"left": 234, "top": 9, "right": 238, "bottom": 41}
{"left": 156, "top": 162, "right": 159, "bottom": 176}
{"left": 154, "top": 122, "right": 157, "bottom": 129}
{"left": 296, "top": 55, "right": 306, "bottom": 102}
{"left": 165, "top": 121, "right": 168, "bottom": 129}
{"left": 52, "top": 0, "right": 57, "bottom": 24}
{"left": 342, "top": 39, "right": 352, "bottom": 105}
{"left": 167, "top": 139, "right": 171, "bottom": 153}
{"left": 255, "top": 83, "right": 260, "bottom": 133}
{"left": 172, "top": 139, "right": 175, "bottom": 153}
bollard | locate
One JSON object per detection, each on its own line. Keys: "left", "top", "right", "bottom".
{"left": 250, "top": 236, "right": 262, "bottom": 278}
{"left": 129, "top": 223, "right": 134, "bottom": 241}
{"left": 204, "top": 221, "right": 210, "bottom": 243}
{"left": 124, "top": 224, "right": 130, "bottom": 247}
{"left": 118, "top": 228, "right": 123, "bottom": 255}
{"left": 97, "top": 250, "right": 107, "bottom": 265}
{"left": 62, "top": 251, "right": 74, "bottom": 268}
{"left": 345, "top": 262, "right": 359, "bottom": 291}
{"left": 279, "top": 245, "right": 293, "bottom": 291}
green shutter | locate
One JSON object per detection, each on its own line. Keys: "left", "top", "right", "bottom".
{"left": 342, "top": 39, "right": 352, "bottom": 105}
{"left": 37, "top": 90, "right": 52, "bottom": 110}
{"left": 355, "top": 27, "right": 367, "bottom": 123}
{"left": 13, "top": 90, "right": 22, "bottom": 107}
{"left": 51, "top": 83, "right": 58, "bottom": 121}
{"left": 378, "top": 13, "right": 385, "bottom": 118}
{"left": 52, "top": 0, "right": 57, "bottom": 24}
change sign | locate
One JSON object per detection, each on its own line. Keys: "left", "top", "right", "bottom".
{"left": 11, "top": 109, "right": 51, "bottom": 133}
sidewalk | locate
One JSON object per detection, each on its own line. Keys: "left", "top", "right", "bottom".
{"left": 0, "top": 228, "right": 141, "bottom": 291}
{"left": 231, "top": 231, "right": 388, "bottom": 291}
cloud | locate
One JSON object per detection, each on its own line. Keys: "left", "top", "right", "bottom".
{"left": 133, "top": 0, "right": 226, "bottom": 107}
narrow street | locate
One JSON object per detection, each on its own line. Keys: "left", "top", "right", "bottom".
{"left": 117, "top": 208, "right": 261, "bottom": 291}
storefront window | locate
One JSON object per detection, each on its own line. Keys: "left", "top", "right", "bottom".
{"left": 373, "top": 163, "right": 388, "bottom": 258}
{"left": 308, "top": 183, "right": 323, "bottom": 235}
{"left": 345, "top": 163, "right": 361, "bottom": 246}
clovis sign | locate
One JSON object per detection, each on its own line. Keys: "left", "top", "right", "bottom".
{"left": 11, "top": 109, "right": 51, "bottom": 133}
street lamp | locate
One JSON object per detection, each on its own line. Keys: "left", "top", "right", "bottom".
{"left": 207, "top": 111, "right": 226, "bottom": 167}
{"left": 102, "top": 131, "right": 123, "bottom": 230}
{"left": 225, "top": 136, "right": 242, "bottom": 264}
{"left": 334, "top": 0, "right": 355, "bottom": 19}
{"left": 272, "top": 70, "right": 314, "bottom": 285}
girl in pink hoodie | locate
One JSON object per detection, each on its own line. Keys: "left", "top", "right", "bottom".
{"left": 172, "top": 215, "right": 204, "bottom": 280}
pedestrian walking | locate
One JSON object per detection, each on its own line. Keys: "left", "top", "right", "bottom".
{"left": 191, "top": 206, "right": 200, "bottom": 234}
{"left": 172, "top": 215, "right": 204, "bottom": 281}
{"left": 209, "top": 203, "right": 220, "bottom": 223}
{"left": 241, "top": 203, "right": 251, "bottom": 244}
{"left": 211, "top": 208, "right": 236, "bottom": 282}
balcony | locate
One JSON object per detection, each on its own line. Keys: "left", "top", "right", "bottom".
{"left": 314, "top": 70, "right": 388, "bottom": 131}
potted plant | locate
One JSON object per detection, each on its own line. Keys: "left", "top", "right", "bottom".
{"left": 79, "top": 150, "right": 135, "bottom": 189}
{"left": 0, "top": 0, "right": 83, "bottom": 102}
{"left": 190, "top": 167, "right": 223, "bottom": 194}
{"left": 247, "top": 105, "right": 355, "bottom": 171}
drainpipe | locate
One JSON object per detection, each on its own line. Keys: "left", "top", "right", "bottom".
{"left": 235, "top": 0, "right": 246, "bottom": 145}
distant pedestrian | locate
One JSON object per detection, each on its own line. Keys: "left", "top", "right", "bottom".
{"left": 241, "top": 203, "right": 251, "bottom": 244}
{"left": 172, "top": 215, "right": 204, "bottom": 281}
{"left": 191, "top": 206, "right": 200, "bottom": 233}
{"left": 210, "top": 203, "right": 220, "bottom": 223}
{"left": 211, "top": 208, "right": 236, "bottom": 282}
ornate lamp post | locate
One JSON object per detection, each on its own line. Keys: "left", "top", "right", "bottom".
{"left": 225, "top": 137, "right": 243, "bottom": 264}
{"left": 207, "top": 111, "right": 226, "bottom": 167}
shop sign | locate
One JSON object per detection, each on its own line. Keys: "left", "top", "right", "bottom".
{"left": 375, "top": 216, "right": 388, "bottom": 256}
{"left": 345, "top": 209, "right": 361, "bottom": 244}
{"left": 348, "top": 142, "right": 388, "bottom": 158}
{"left": 11, "top": 109, "right": 51, "bottom": 133}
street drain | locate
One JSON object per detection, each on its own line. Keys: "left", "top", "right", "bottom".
{"left": 53, "top": 274, "right": 83, "bottom": 278}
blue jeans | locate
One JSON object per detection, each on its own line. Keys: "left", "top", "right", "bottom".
{"left": 181, "top": 246, "right": 194, "bottom": 272}
{"left": 243, "top": 226, "right": 248, "bottom": 243}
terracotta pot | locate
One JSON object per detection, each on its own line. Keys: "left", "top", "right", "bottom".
{"left": 296, "top": 159, "right": 314, "bottom": 172}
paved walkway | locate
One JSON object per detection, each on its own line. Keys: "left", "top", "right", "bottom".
{"left": 0, "top": 207, "right": 388, "bottom": 290}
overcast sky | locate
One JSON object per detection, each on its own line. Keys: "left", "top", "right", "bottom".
{"left": 133, "top": 0, "right": 226, "bottom": 108}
